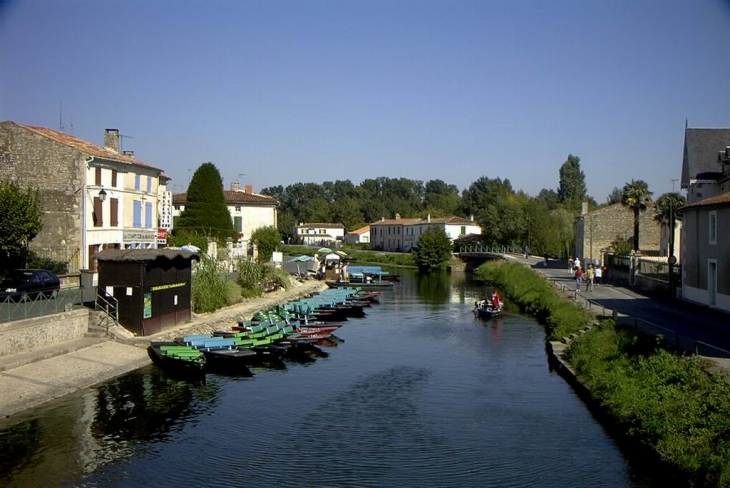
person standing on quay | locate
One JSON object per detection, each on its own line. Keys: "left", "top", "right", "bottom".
{"left": 594, "top": 265, "right": 602, "bottom": 286}
{"left": 568, "top": 256, "right": 574, "bottom": 274}
{"left": 585, "top": 265, "right": 595, "bottom": 292}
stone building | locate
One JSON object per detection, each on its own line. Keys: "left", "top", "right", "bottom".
{"left": 574, "top": 202, "right": 661, "bottom": 264}
{"left": 0, "top": 122, "right": 168, "bottom": 272}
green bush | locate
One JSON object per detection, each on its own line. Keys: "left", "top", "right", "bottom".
{"left": 191, "top": 255, "right": 228, "bottom": 313}
{"left": 225, "top": 281, "right": 242, "bottom": 306}
{"left": 567, "top": 323, "right": 730, "bottom": 487}
{"left": 27, "top": 252, "right": 68, "bottom": 275}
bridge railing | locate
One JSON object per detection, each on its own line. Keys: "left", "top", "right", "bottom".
{"left": 458, "top": 245, "right": 521, "bottom": 254}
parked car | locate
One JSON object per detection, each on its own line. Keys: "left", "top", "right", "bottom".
{"left": 0, "top": 269, "right": 61, "bottom": 302}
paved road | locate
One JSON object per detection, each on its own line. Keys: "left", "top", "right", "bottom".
{"left": 506, "top": 255, "right": 730, "bottom": 359}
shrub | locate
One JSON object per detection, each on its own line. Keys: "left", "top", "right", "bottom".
{"left": 225, "top": 281, "right": 242, "bottom": 306}
{"left": 191, "top": 255, "right": 228, "bottom": 313}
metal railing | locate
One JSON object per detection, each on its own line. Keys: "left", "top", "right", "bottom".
{"left": 95, "top": 288, "right": 119, "bottom": 334}
{"left": 545, "top": 273, "right": 730, "bottom": 360}
{"left": 457, "top": 245, "right": 521, "bottom": 254}
{"left": 0, "top": 288, "right": 83, "bottom": 323}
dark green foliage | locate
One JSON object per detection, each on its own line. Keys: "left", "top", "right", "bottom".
{"left": 26, "top": 252, "right": 68, "bottom": 275}
{"left": 411, "top": 227, "right": 453, "bottom": 271}
{"left": 237, "top": 259, "right": 290, "bottom": 296}
{"left": 0, "top": 180, "right": 43, "bottom": 271}
{"left": 167, "top": 232, "right": 208, "bottom": 253}
{"left": 176, "top": 163, "right": 233, "bottom": 235}
{"left": 654, "top": 192, "right": 686, "bottom": 224}
{"left": 568, "top": 324, "right": 730, "bottom": 487}
{"left": 191, "top": 255, "right": 228, "bottom": 313}
{"left": 557, "top": 154, "right": 587, "bottom": 211}
{"left": 606, "top": 187, "right": 623, "bottom": 205}
{"left": 621, "top": 179, "right": 653, "bottom": 251}
{"left": 250, "top": 226, "right": 281, "bottom": 263}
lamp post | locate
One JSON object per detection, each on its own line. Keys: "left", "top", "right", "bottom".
{"left": 668, "top": 201, "right": 676, "bottom": 299}
{"left": 98, "top": 188, "right": 107, "bottom": 202}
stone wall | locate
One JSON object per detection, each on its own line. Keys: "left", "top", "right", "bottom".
{"left": 577, "top": 203, "right": 661, "bottom": 262}
{"left": 0, "top": 122, "right": 85, "bottom": 268}
{"left": 0, "top": 308, "right": 89, "bottom": 357}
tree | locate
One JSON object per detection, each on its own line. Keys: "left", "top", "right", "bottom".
{"left": 250, "top": 226, "right": 281, "bottom": 262}
{"left": 0, "top": 180, "right": 42, "bottom": 271}
{"left": 411, "top": 227, "right": 453, "bottom": 271}
{"left": 557, "top": 154, "right": 587, "bottom": 211}
{"left": 653, "top": 192, "right": 686, "bottom": 224}
{"left": 621, "top": 179, "right": 653, "bottom": 251}
{"left": 605, "top": 187, "right": 623, "bottom": 205}
{"left": 176, "top": 162, "right": 233, "bottom": 234}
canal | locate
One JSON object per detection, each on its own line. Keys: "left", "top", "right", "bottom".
{"left": 0, "top": 270, "right": 656, "bottom": 487}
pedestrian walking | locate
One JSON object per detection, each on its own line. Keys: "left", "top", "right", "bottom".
{"left": 523, "top": 245, "right": 531, "bottom": 259}
{"left": 585, "top": 266, "right": 595, "bottom": 292}
{"left": 568, "top": 257, "right": 574, "bottom": 274}
{"left": 575, "top": 267, "right": 584, "bottom": 291}
{"left": 594, "top": 265, "right": 602, "bottom": 285}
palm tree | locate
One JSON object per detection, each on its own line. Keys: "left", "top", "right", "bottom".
{"left": 654, "top": 192, "right": 686, "bottom": 256}
{"left": 621, "top": 180, "right": 653, "bottom": 252}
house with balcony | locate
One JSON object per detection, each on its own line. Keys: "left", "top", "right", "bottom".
{"left": 171, "top": 183, "right": 277, "bottom": 245}
{"left": 0, "top": 122, "right": 168, "bottom": 272}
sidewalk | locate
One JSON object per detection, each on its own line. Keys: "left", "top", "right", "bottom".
{"left": 505, "top": 254, "right": 730, "bottom": 371}
{"left": 0, "top": 279, "right": 329, "bottom": 419}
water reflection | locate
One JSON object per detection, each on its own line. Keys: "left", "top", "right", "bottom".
{"left": 0, "top": 367, "right": 220, "bottom": 487}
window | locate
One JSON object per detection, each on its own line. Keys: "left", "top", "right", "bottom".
{"left": 461, "top": 226, "right": 466, "bottom": 235}
{"left": 95, "top": 167, "right": 102, "bottom": 186}
{"left": 174, "top": 204, "right": 180, "bottom": 211}
{"left": 146, "top": 176, "right": 152, "bottom": 193}
{"left": 235, "top": 205, "right": 241, "bottom": 211}
{"left": 134, "top": 174, "right": 140, "bottom": 191}
{"left": 709, "top": 211, "right": 717, "bottom": 245}
{"left": 234, "top": 216, "right": 243, "bottom": 232}
{"left": 145, "top": 202, "right": 153, "bottom": 228}
{"left": 93, "top": 197, "right": 103, "bottom": 227}
{"left": 110, "top": 198, "right": 118, "bottom": 227}
{"left": 111, "top": 170, "right": 117, "bottom": 188}
{"left": 133, "top": 201, "right": 142, "bottom": 228}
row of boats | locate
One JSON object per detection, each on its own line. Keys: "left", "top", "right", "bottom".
{"left": 147, "top": 287, "right": 380, "bottom": 377}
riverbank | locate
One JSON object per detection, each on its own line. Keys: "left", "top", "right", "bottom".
{"left": 0, "top": 279, "right": 329, "bottom": 420}
{"left": 479, "top": 257, "right": 730, "bottom": 487}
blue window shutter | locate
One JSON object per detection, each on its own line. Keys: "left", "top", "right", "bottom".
{"left": 135, "top": 174, "right": 140, "bottom": 191}
{"left": 133, "top": 201, "right": 141, "bottom": 228}
{"left": 146, "top": 176, "right": 152, "bottom": 193}
{"left": 145, "top": 202, "right": 153, "bottom": 228}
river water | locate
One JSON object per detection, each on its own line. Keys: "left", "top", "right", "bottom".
{"left": 0, "top": 270, "right": 656, "bottom": 487}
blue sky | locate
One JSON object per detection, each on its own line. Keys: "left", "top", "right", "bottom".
{"left": 1, "top": 0, "right": 729, "bottom": 202}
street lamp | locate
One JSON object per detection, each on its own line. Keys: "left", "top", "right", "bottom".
{"left": 98, "top": 188, "right": 107, "bottom": 202}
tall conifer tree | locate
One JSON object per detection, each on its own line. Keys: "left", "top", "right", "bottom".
{"left": 177, "top": 162, "right": 233, "bottom": 232}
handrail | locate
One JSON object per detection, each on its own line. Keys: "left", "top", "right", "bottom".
{"left": 95, "top": 288, "right": 119, "bottom": 334}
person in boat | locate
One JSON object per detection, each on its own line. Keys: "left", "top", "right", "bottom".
{"left": 491, "top": 290, "right": 502, "bottom": 310}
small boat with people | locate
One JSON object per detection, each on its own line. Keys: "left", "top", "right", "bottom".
{"left": 474, "top": 291, "right": 503, "bottom": 319}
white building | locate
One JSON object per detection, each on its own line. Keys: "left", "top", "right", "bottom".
{"left": 344, "top": 225, "right": 370, "bottom": 244}
{"left": 370, "top": 214, "right": 481, "bottom": 252}
{"left": 172, "top": 183, "right": 278, "bottom": 242}
{"left": 294, "top": 222, "right": 346, "bottom": 246}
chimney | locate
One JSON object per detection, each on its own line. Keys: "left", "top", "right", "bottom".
{"left": 231, "top": 182, "right": 241, "bottom": 191}
{"left": 245, "top": 184, "right": 253, "bottom": 194}
{"left": 104, "top": 129, "right": 120, "bottom": 153}
{"left": 469, "top": 214, "right": 474, "bottom": 221}
{"left": 427, "top": 214, "right": 431, "bottom": 223}
{"left": 395, "top": 213, "right": 401, "bottom": 220}
{"left": 381, "top": 217, "right": 385, "bottom": 221}
{"left": 122, "top": 150, "right": 135, "bottom": 158}
{"left": 581, "top": 201, "right": 589, "bottom": 215}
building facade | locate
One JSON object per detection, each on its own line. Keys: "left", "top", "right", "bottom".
{"left": 370, "top": 214, "right": 481, "bottom": 252}
{"left": 0, "top": 122, "right": 168, "bottom": 272}
{"left": 171, "top": 183, "right": 278, "bottom": 243}
{"left": 294, "top": 222, "right": 346, "bottom": 246}
{"left": 344, "top": 225, "right": 370, "bottom": 244}
{"left": 574, "top": 202, "right": 661, "bottom": 264}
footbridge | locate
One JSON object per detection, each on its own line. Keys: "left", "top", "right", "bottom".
{"left": 454, "top": 245, "right": 521, "bottom": 269}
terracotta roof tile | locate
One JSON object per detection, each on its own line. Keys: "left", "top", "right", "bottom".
{"left": 347, "top": 225, "right": 371, "bottom": 235}
{"left": 173, "top": 191, "right": 277, "bottom": 205}
{"left": 678, "top": 192, "right": 730, "bottom": 211}
{"left": 371, "top": 218, "right": 422, "bottom": 226}
{"left": 20, "top": 123, "right": 162, "bottom": 171}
